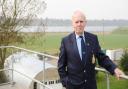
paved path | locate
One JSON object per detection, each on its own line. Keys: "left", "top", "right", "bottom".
{"left": 0, "top": 84, "right": 24, "bottom": 89}
{"left": 0, "top": 83, "right": 63, "bottom": 89}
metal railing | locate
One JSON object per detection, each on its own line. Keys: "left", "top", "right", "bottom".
{"left": 0, "top": 68, "right": 53, "bottom": 89}
{"left": 95, "top": 67, "right": 128, "bottom": 89}
{"left": 0, "top": 46, "right": 57, "bottom": 89}
{"left": 0, "top": 45, "right": 128, "bottom": 89}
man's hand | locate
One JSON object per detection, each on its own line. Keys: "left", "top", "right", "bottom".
{"left": 114, "top": 68, "right": 124, "bottom": 80}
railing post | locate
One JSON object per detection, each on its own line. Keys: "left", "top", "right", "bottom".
{"left": 43, "top": 55, "right": 45, "bottom": 89}
{"left": 11, "top": 48, "right": 14, "bottom": 86}
{"left": 105, "top": 72, "right": 110, "bottom": 89}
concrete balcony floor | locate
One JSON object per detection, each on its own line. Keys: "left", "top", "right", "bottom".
{"left": 0, "top": 84, "right": 23, "bottom": 89}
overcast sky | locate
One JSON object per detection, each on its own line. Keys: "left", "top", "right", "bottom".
{"left": 42, "top": 0, "right": 128, "bottom": 20}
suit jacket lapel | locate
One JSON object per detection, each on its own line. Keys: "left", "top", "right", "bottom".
{"left": 70, "top": 33, "right": 82, "bottom": 63}
{"left": 83, "top": 32, "right": 92, "bottom": 66}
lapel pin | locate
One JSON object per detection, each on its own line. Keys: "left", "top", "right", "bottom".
{"left": 87, "top": 43, "right": 90, "bottom": 46}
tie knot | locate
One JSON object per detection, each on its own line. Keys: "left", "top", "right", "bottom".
{"left": 79, "top": 36, "right": 83, "bottom": 39}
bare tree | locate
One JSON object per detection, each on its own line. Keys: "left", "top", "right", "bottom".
{"left": 0, "top": 0, "right": 46, "bottom": 82}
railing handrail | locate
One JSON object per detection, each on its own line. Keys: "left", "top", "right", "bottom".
{"left": 120, "top": 75, "right": 128, "bottom": 79}
{"left": 0, "top": 68, "right": 12, "bottom": 72}
{"left": 95, "top": 67, "right": 128, "bottom": 79}
{"left": 95, "top": 67, "right": 107, "bottom": 72}
{"left": 0, "top": 68, "right": 53, "bottom": 89}
{"left": 0, "top": 46, "right": 58, "bottom": 59}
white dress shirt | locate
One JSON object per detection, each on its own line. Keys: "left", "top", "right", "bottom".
{"left": 75, "top": 33, "right": 85, "bottom": 60}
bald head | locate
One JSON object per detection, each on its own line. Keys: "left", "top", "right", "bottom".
{"left": 72, "top": 10, "right": 86, "bottom": 21}
{"left": 72, "top": 10, "right": 87, "bottom": 35}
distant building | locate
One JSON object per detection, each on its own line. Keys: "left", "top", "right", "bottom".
{"left": 106, "top": 49, "right": 124, "bottom": 61}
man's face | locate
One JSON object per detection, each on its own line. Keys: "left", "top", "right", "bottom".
{"left": 72, "top": 14, "right": 86, "bottom": 35}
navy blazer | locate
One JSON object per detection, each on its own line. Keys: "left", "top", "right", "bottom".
{"left": 58, "top": 32, "right": 117, "bottom": 89}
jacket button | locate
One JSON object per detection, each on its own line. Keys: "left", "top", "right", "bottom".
{"left": 84, "top": 70, "right": 86, "bottom": 72}
{"left": 85, "top": 80, "right": 87, "bottom": 82}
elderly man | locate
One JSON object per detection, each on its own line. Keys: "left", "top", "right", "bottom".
{"left": 58, "top": 10, "right": 123, "bottom": 89}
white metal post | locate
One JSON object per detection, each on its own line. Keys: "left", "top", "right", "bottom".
{"left": 11, "top": 49, "right": 14, "bottom": 86}
{"left": 43, "top": 56, "right": 45, "bottom": 89}
{"left": 106, "top": 72, "right": 110, "bottom": 89}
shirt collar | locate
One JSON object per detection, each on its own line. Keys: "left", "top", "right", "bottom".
{"left": 75, "top": 32, "right": 85, "bottom": 39}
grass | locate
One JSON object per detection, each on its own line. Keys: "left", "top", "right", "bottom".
{"left": 97, "top": 72, "right": 128, "bottom": 89}
{"left": 14, "top": 32, "right": 68, "bottom": 55}
{"left": 111, "top": 27, "right": 128, "bottom": 34}
{"left": 15, "top": 30, "right": 128, "bottom": 55}
{"left": 99, "top": 27, "right": 128, "bottom": 49}
{"left": 98, "top": 34, "right": 128, "bottom": 49}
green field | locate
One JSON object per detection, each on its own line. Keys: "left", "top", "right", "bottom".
{"left": 15, "top": 32, "right": 68, "bottom": 55}
{"left": 97, "top": 72, "right": 128, "bottom": 89}
{"left": 15, "top": 30, "right": 128, "bottom": 55}
{"left": 98, "top": 34, "right": 128, "bottom": 49}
